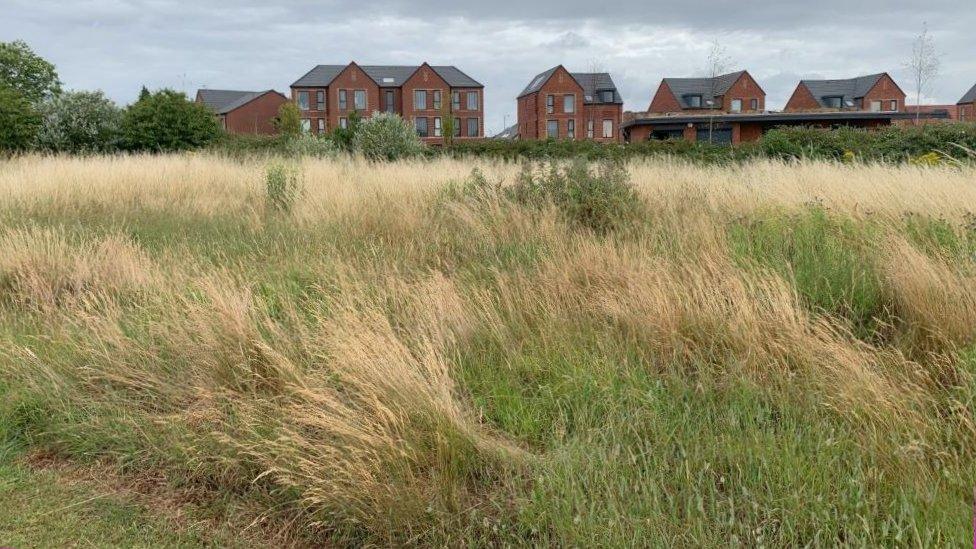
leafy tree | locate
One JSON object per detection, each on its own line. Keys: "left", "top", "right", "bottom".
{"left": 138, "top": 85, "right": 151, "bottom": 101}
{"left": 352, "top": 112, "right": 423, "bottom": 161}
{"left": 35, "top": 90, "right": 122, "bottom": 153}
{"left": 274, "top": 101, "right": 302, "bottom": 138}
{"left": 0, "top": 40, "right": 61, "bottom": 104}
{"left": 121, "top": 88, "right": 220, "bottom": 152}
{"left": 0, "top": 85, "right": 41, "bottom": 151}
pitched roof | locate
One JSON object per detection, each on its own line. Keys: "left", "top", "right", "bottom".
{"left": 493, "top": 123, "right": 519, "bottom": 140}
{"left": 959, "top": 83, "right": 976, "bottom": 105}
{"left": 291, "top": 64, "right": 482, "bottom": 88}
{"left": 517, "top": 66, "right": 622, "bottom": 104}
{"left": 662, "top": 71, "right": 746, "bottom": 109}
{"left": 197, "top": 89, "right": 268, "bottom": 114}
{"left": 799, "top": 73, "right": 887, "bottom": 108}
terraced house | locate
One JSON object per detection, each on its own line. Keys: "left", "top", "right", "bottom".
{"left": 516, "top": 65, "right": 623, "bottom": 142}
{"left": 290, "top": 62, "right": 484, "bottom": 143}
{"left": 195, "top": 89, "right": 288, "bottom": 135}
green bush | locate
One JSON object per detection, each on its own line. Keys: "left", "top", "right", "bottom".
{"left": 265, "top": 161, "right": 304, "bottom": 213}
{"left": 352, "top": 112, "right": 424, "bottom": 161}
{"left": 283, "top": 133, "right": 337, "bottom": 158}
{"left": 330, "top": 110, "right": 361, "bottom": 153}
{"left": 121, "top": 88, "right": 220, "bottom": 152}
{"left": 274, "top": 102, "right": 302, "bottom": 138}
{"left": 0, "top": 85, "right": 41, "bottom": 152}
{"left": 509, "top": 159, "right": 643, "bottom": 234}
{"left": 35, "top": 90, "right": 122, "bottom": 153}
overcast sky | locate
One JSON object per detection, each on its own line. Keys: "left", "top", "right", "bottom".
{"left": 5, "top": 1, "right": 975, "bottom": 134}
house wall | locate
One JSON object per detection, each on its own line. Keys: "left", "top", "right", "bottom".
{"left": 518, "top": 94, "right": 539, "bottom": 139}
{"left": 783, "top": 83, "right": 820, "bottom": 112}
{"left": 328, "top": 63, "right": 380, "bottom": 129}
{"left": 862, "top": 74, "right": 905, "bottom": 112}
{"left": 223, "top": 92, "right": 288, "bottom": 135}
{"left": 648, "top": 81, "right": 682, "bottom": 113}
{"left": 583, "top": 103, "right": 623, "bottom": 142}
{"left": 960, "top": 103, "right": 974, "bottom": 122}
{"left": 402, "top": 64, "right": 450, "bottom": 144}
{"left": 452, "top": 87, "right": 484, "bottom": 140}
{"left": 534, "top": 66, "right": 585, "bottom": 139}
{"left": 720, "top": 73, "right": 765, "bottom": 112}
{"left": 291, "top": 87, "right": 329, "bottom": 133}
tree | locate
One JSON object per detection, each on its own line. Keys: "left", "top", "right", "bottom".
{"left": 121, "top": 88, "right": 220, "bottom": 152}
{"left": 36, "top": 90, "right": 122, "bottom": 153}
{"left": 352, "top": 112, "right": 423, "bottom": 161}
{"left": 274, "top": 101, "right": 302, "bottom": 138}
{"left": 904, "top": 24, "right": 941, "bottom": 126}
{"left": 703, "top": 40, "right": 732, "bottom": 143}
{"left": 0, "top": 40, "right": 61, "bottom": 104}
{"left": 441, "top": 101, "right": 455, "bottom": 147}
{"left": 331, "top": 109, "right": 362, "bottom": 152}
{"left": 138, "top": 86, "right": 151, "bottom": 101}
{"left": 0, "top": 85, "right": 42, "bottom": 151}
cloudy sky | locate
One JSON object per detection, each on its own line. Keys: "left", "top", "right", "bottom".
{"left": 5, "top": 1, "right": 975, "bottom": 134}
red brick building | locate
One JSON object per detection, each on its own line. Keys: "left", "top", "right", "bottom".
{"left": 290, "top": 62, "right": 484, "bottom": 143}
{"left": 648, "top": 70, "right": 765, "bottom": 114}
{"left": 516, "top": 65, "right": 623, "bottom": 142}
{"left": 958, "top": 83, "right": 976, "bottom": 122}
{"left": 784, "top": 73, "right": 905, "bottom": 112}
{"left": 196, "top": 89, "right": 288, "bottom": 135}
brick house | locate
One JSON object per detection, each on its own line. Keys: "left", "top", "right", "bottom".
{"left": 290, "top": 62, "right": 484, "bottom": 143}
{"left": 647, "top": 70, "right": 765, "bottom": 114}
{"left": 958, "top": 83, "right": 976, "bottom": 122}
{"left": 784, "top": 73, "right": 905, "bottom": 112}
{"left": 195, "top": 89, "right": 288, "bottom": 135}
{"left": 516, "top": 65, "right": 623, "bottom": 142}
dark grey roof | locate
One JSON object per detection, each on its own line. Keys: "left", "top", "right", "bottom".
{"left": 958, "top": 83, "right": 976, "bottom": 104}
{"left": 662, "top": 71, "right": 746, "bottom": 109}
{"left": 492, "top": 124, "right": 519, "bottom": 139}
{"left": 291, "top": 64, "right": 482, "bottom": 88}
{"left": 799, "top": 74, "right": 886, "bottom": 108}
{"left": 622, "top": 109, "right": 948, "bottom": 130}
{"left": 571, "top": 72, "right": 623, "bottom": 104}
{"left": 517, "top": 66, "right": 622, "bottom": 104}
{"left": 197, "top": 89, "right": 265, "bottom": 114}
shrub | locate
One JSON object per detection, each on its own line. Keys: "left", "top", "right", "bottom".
{"left": 274, "top": 102, "right": 302, "bottom": 138}
{"left": 352, "top": 112, "right": 424, "bottom": 161}
{"left": 265, "top": 161, "right": 304, "bottom": 213}
{"left": 330, "top": 110, "right": 361, "bottom": 153}
{"left": 0, "top": 85, "right": 41, "bottom": 152}
{"left": 121, "top": 88, "right": 220, "bottom": 152}
{"left": 35, "top": 90, "right": 122, "bottom": 153}
{"left": 509, "top": 159, "right": 643, "bottom": 233}
{"left": 283, "top": 133, "right": 337, "bottom": 158}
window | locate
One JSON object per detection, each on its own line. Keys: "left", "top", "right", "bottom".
{"left": 564, "top": 94, "right": 575, "bottom": 113}
{"left": 546, "top": 95, "right": 555, "bottom": 114}
{"left": 414, "top": 90, "right": 427, "bottom": 110}
{"left": 433, "top": 90, "right": 441, "bottom": 110}
{"left": 687, "top": 95, "right": 702, "bottom": 108}
{"left": 602, "top": 119, "right": 613, "bottom": 138}
{"left": 600, "top": 90, "right": 614, "bottom": 103}
{"left": 750, "top": 98, "right": 758, "bottom": 111}
{"left": 300, "top": 118, "right": 310, "bottom": 133}
{"left": 317, "top": 118, "right": 325, "bottom": 133}
{"left": 415, "top": 117, "right": 428, "bottom": 137}
{"left": 587, "top": 120, "right": 594, "bottom": 139}
{"left": 434, "top": 117, "right": 442, "bottom": 137}
{"left": 452, "top": 91, "right": 460, "bottom": 110}
{"left": 546, "top": 120, "right": 558, "bottom": 138}
{"left": 466, "top": 91, "right": 478, "bottom": 110}
{"left": 453, "top": 117, "right": 461, "bottom": 137}
{"left": 297, "top": 91, "right": 309, "bottom": 110}
{"left": 824, "top": 96, "right": 842, "bottom": 108}
{"left": 339, "top": 117, "right": 348, "bottom": 129}
{"left": 567, "top": 119, "right": 575, "bottom": 139}
{"left": 385, "top": 90, "right": 395, "bottom": 113}
{"left": 870, "top": 100, "right": 882, "bottom": 112}
{"left": 889, "top": 100, "right": 898, "bottom": 112}
{"left": 354, "top": 90, "right": 366, "bottom": 110}
{"left": 338, "top": 90, "right": 347, "bottom": 110}
{"left": 466, "top": 117, "right": 478, "bottom": 137}
{"left": 731, "top": 99, "right": 742, "bottom": 112}
{"left": 316, "top": 91, "right": 324, "bottom": 111}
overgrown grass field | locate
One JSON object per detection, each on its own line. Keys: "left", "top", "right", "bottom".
{"left": 1, "top": 155, "right": 975, "bottom": 546}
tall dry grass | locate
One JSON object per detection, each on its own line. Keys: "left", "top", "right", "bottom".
{"left": 1, "top": 154, "right": 975, "bottom": 545}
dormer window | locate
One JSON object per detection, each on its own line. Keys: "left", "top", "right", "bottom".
{"left": 599, "top": 90, "right": 614, "bottom": 103}
{"left": 686, "top": 95, "right": 702, "bottom": 108}
{"left": 824, "top": 96, "right": 843, "bottom": 108}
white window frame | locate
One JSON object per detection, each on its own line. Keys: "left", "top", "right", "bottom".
{"left": 338, "top": 90, "right": 347, "bottom": 110}
{"left": 452, "top": 91, "right": 460, "bottom": 110}
{"left": 888, "top": 100, "right": 898, "bottom": 112}
{"left": 315, "top": 90, "right": 324, "bottom": 111}
{"left": 339, "top": 117, "right": 348, "bottom": 129}
{"left": 297, "top": 91, "right": 309, "bottom": 110}
{"left": 602, "top": 119, "right": 613, "bottom": 138}
{"left": 467, "top": 117, "right": 478, "bottom": 137}
{"left": 433, "top": 90, "right": 442, "bottom": 111}
{"left": 870, "top": 100, "right": 882, "bottom": 112}
{"left": 415, "top": 116, "right": 428, "bottom": 137}
{"left": 546, "top": 95, "right": 554, "bottom": 114}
